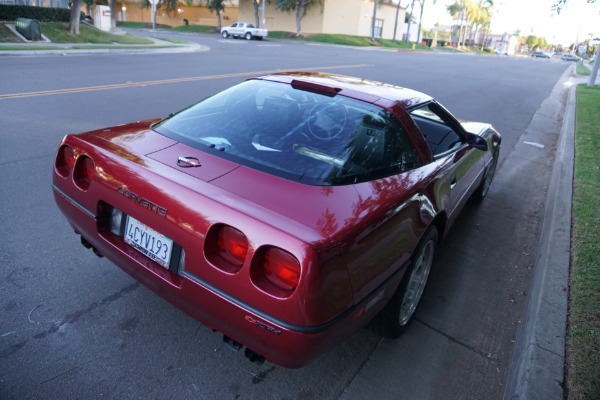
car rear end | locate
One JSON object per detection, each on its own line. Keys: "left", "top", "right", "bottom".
{"left": 51, "top": 123, "right": 377, "bottom": 368}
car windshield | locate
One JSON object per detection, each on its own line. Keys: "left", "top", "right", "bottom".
{"left": 153, "top": 79, "right": 421, "bottom": 185}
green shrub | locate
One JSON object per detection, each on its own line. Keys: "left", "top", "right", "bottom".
{"left": 0, "top": 4, "right": 83, "bottom": 22}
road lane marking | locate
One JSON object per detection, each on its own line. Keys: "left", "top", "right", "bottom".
{"left": 524, "top": 141, "right": 545, "bottom": 149}
{"left": 0, "top": 64, "right": 372, "bottom": 100}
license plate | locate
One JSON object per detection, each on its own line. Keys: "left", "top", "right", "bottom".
{"left": 124, "top": 216, "right": 173, "bottom": 269}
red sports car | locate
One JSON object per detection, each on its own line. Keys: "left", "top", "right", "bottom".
{"left": 52, "top": 72, "right": 501, "bottom": 368}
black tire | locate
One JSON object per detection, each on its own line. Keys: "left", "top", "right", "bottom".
{"left": 222, "top": 31, "right": 229, "bottom": 39}
{"left": 473, "top": 149, "right": 498, "bottom": 202}
{"left": 245, "top": 32, "right": 252, "bottom": 40}
{"left": 369, "top": 227, "right": 438, "bottom": 338}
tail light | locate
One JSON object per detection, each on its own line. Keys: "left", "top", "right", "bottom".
{"left": 252, "top": 247, "right": 300, "bottom": 297}
{"left": 73, "top": 155, "right": 95, "bottom": 191}
{"left": 205, "top": 224, "right": 248, "bottom": 273}
{"left": 55, "top": 145, "right": 75, "bottom": 177}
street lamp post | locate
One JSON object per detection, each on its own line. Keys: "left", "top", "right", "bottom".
{"left": 148, "top": 0, "right": 158, "bottom": 30}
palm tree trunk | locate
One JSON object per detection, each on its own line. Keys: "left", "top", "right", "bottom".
{"left": 69, "top": 0, "right": 82, "bottom": 35}
{"left": 371, "top": 0, "right": 378, "bottom": 40}
{"left": 296, "top": 3, "right": 303, "bottom": 37}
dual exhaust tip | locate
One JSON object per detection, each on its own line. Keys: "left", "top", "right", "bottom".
{"left": 80, "top": 236, "right": 104, "bottom": 258}
{"left": 223, "top": 335, "right": 266, "bottom": 365}
{"left": 79, "top": 235, "right": 266, "bottom": 366}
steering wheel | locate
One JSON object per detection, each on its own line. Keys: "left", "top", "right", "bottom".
{"left": 307, "top": 102, "right": 347, "bottom": 141}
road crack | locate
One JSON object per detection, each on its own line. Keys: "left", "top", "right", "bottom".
{"left": 0, "top": 282, "right": 139, "bottom": 359}
{"left": 415, "top": 317, "right": 501, "bottom": 364}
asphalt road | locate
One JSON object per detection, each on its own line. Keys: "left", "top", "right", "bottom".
{"left": 0, "top": 34, "right": 571, "bottom": 399}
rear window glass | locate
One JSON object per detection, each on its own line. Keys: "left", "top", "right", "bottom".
{"left": 153, "top": 79, "right": 421, "bottom": 185}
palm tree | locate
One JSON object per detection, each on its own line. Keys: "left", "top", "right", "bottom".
{"left": 474, "top": 0, "right": 493, "bottom": 48}
{"left": 371, "top": 0, "right": 378, "bottom": 40}
{"left": 392, "top": 0, "right": 403, "bottom": 43}
{"left": 446, "top": 1, "right": 461, "bottom": 46}
{"left": 461, "top": 0, "right": 478, "bottom": 46}
{"left": 416, "top": 0, "right": 437, "bottom": 45}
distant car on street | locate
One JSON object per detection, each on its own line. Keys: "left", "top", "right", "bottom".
{"left": 494, "top": 49, "right": 508, "bottom": 56}
{"left": 531, "top": 51, "right": 551, "bottom": 59}
{"left": 220, "top": 22, "right": 268, "bottom": 40}
{"left": 561, "top": 54, "right": 580, "bottom": 62}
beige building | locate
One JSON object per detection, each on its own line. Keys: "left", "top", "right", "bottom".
{"left": 115, "top": 2, "right": 239, "bottom": 27}
{"left": 237, "top": 0, "right": 406, "bottom": 40}
{"left": 114, "top": 0, "right": 406, "bottom": 41}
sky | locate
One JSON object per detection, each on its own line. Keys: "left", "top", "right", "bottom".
{"left": 418, "top": 0, "right": 600, "bottom": 45}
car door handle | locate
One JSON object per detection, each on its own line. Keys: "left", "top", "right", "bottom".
{"left": 450, "top": 177, "right": 457, "bottom": 189}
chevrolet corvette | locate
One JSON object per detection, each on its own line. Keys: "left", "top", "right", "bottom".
{"left": 52, "top": 72, "right": 501, "bottom": 368}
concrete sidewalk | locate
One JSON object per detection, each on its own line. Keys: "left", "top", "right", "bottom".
{"left": 503, "top": 63, "right": 598, "bottom": 400}
{"left": 0, "top": 34, "right": 208, "bottom": 56}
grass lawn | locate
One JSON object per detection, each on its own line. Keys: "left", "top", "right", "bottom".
{"left": 42, "top": 22, "right": 152, "bottom": 44}
{"left": 152, "top": 25, "right": 431, "bottom": 50}
{"left": 576, "top": 62, "right": 591, "bottom": 76}
{"left": 0, "top": 23, "right": 18, "bottom": 42}
{"left": 0, "top": 21, "right": 153, "bottom": 46}
{"left": 566, "top": 85, "right": 600, "bottom": 399}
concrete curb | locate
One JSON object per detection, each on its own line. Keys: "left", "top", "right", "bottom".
{"left": 0, "top": 37, "right": 208, "bottom": 57}
{"left": 503, "top": 66, "right": 583, "bottom": 399}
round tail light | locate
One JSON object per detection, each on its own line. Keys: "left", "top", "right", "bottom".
{"left": 251, "top": 247, "right": 301, "bottom": 297}
{"left": 205, "top": 224, "right": 248, "bottom": 274}
{"left": 55, "top": 145, "right": 75, "bottom": 177}
{"left": 73, "top": 155, "right": 95, "bottom": 191}
{"left": 263, "top": 248, "right": 300, "bottom": 291}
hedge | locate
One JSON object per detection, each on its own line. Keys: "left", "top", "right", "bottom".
{"left": 0, "top": 5, "right": 83, "bottom": 22}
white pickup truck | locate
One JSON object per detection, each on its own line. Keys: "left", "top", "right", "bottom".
{"left": 220, "top": 22, "right": 268, "bottom": 40}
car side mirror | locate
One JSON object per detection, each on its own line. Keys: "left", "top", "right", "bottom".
{"left": 467, "top": 134, "right": 488, "bottom": 151}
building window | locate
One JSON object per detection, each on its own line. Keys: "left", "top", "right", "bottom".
{"left": 373, "top": 19, "right": 383, "bottom": 38}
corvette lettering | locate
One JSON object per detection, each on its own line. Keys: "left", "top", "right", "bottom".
{"left": 117, "top": 186, "right": 167, "bottom": 217}
{"left": 245, "top": 316, "right": 282, "bottom": 336}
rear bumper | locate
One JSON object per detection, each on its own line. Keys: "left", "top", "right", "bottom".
{"left": 52, "top": 185, "right": 378, "bottom": 368}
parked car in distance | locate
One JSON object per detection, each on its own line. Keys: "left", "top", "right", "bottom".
{"left": 52, "top": 72, "right": 501, "bottom": 368}
{"left": 531, "top": 51, "right": 551, "bottom": 58}
{"left": 494, "top": 48, "right": 508, "bottom": 56}
{"left": 561, "top": 54, "right": 581, "bottom": 62}
{"left": 220, "top": 21, "right": 268, "bottom": 40}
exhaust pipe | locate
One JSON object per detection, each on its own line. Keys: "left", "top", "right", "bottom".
{"left": 222, "top": 335, "right": 266, "bottom": 365}
{"left": 244, "top": 348, "right": 265, "bottom": 366}
{"left": 80, "top": 236, "right": 104, "bottom": 258}
{"left": 80, "top": 236, "right": 92, "bottom": 249}
{"left": 223, "top": 335, "right": 243, "bottom": 351}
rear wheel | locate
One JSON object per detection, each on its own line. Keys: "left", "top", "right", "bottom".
{"left": 370, "top": 227, "right": 438, "bottom": 338}
{"left": 222, "top": 31, "right": 229, "bottom": 38}
{"left": 245, "top": 32, "right": 253, "bottom": 40}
